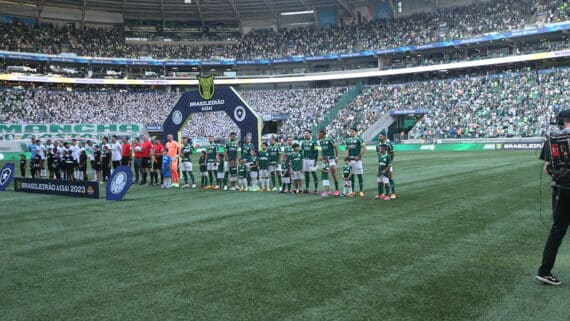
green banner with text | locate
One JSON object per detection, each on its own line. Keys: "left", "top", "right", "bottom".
{"left": 0, "top": 123, "right": 142, "bottom": 140}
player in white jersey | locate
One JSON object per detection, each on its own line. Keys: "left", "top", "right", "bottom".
{"left": 110, "top": 135, "right": 122, "bottom": 170}
{"left": 34, "top": 139, "right": 46, "bottom": 178}
{"left": 70, "top": 139, "right": 82, "bottom": 179}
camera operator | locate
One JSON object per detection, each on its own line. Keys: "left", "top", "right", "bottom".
{"left": 536, "top": 109, "right": 570, "bottom": 286}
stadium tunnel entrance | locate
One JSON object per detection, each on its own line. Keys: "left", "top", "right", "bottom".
{"left": 163, "top": 87, "right": 263, "bottom": 150}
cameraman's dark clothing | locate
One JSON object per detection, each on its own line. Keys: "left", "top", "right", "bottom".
{"left": 538, "top": 141, "right": 570, "bottom": 275}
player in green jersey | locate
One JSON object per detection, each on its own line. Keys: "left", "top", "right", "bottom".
{"left": 379, "top": 131, "right": 396, "bottom": 199}
{"left": 318, "top": 128, "right": 340, "bottom": 196}
{"left": 225, "top": 132, "right": 240, "bottom": 163}
{"left": 345, "top": 127, "right": 366, "bottom": 197}
{"left": 206, "top": 135, "right": 219, "bottom": 188}
{"left": 267, "top": 137, "right": 281, "bottom": 191}
{"left": 375, "top": 144, "right": 392, "bottom": 200}
{"left": 181, "top": 137, "right": 196, "bottom": 188}
{"left": 241, "top": 136, "right": 254, "bottom": 162}
{"left": 290, "top": 143, "right": 304, "bottom": 194}
{"left": 258, "top": 143, "right": 270, "bottom": 191}
{"left": 301, "top": 130, "right": 319, "bottom": 194}
{"left": 341, "top": 157, "right": 353, "bottom": 197}
{"left": 224, "top": 132, "right": 240, "bottom": 189}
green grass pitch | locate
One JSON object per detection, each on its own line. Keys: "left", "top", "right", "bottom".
{"left": 1, "top": 151, "right": 569, "bottom": 321}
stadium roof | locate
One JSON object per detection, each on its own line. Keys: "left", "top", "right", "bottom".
{"left": 4, "top": 0, "right": 373, "bottom": 26}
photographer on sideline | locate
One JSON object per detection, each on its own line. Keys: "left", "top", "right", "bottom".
{"left": 536, "top": 109, "right": 570, "bottom": 286}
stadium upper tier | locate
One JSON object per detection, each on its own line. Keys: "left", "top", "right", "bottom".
{"left": 1, "top": 67, "right": 567, "bottom": 140}
{"left": 0, "top": 0, "right": 568, "bottom": 61}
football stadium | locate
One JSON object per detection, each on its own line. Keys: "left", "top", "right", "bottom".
{"left": 1, "top": 0, "right": 570, "bottom": 320}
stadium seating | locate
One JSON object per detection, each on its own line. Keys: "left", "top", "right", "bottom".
{"left": 0, "top": 87, "right": 348, "bottom": 139}
{"left": 0, "top": 0, "right": 567, "bottom": 60}
{"left": 2, "top": 68, "right": 568, "bottom": 139}
{"left": 326, "top": 68, "right": 569, "bottom": 139}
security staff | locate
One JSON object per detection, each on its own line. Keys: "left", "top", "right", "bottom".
{"left": 536, "top": 109, "right": 570, "bottom": 286}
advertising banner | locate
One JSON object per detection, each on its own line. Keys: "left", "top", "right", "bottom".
{"left": 0, "top": 123, "right": 142, "bottom": 140}
{"left": 0, "top": 123, "right": 143, "bottom": 140}
{"left": 393, "top": 143, "right": 543, "bottom": 151}
{"left": 14, "top": 178, "right": 100, "bottom": 198}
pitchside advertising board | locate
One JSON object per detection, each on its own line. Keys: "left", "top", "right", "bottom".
{"left": 14, "top": 177, "right": 100, "bottom": 198}
{"left": 392, "top": 142, "right": 544, "bottom": 151}
{"left": 0, "top": 123, "right": 142, "bottom": 140}
{"left": 2, "top": 163, "right": 133, "bottom": 201}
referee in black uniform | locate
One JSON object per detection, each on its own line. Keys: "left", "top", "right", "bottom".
{"left": 536, "top": 109, "right": 570, "bottom": 286}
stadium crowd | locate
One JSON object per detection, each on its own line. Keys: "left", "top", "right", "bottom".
{"left": 326, "top": 68, "right": 569, "bottom": 139}
{"left": 0, "top": 0, "right": 568, "bottom": 60}
{"left": 240, "top": 87, "right": 348, "bottom": 138}
{"left": 0, "top": 87, "right": 347, "bottom": 139}
{"left": 2, "top": 67, "right": 568, "bottom": 140}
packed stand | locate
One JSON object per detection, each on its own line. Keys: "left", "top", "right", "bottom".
{"left": 1, "top": 0, "right": 568, "bottom": 60}
{"left": 0, "top": 87, "right": 347, "bottom": 139}
{"left": 240, "top": 88, "right": 348, "bottom": 138}
{"left": 326, "top": 68, "right": 568, "bottom": 139}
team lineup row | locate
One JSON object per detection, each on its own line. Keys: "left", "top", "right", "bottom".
{"left": 21, "top": 128, "right": 397, "bottom": 199}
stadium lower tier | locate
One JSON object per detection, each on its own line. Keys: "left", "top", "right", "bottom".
{"left": 1, "top": 66, "right": 568, "bottom": 139}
